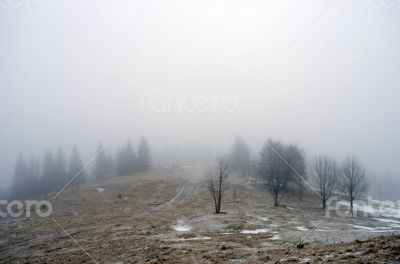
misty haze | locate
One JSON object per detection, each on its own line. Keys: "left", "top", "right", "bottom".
{"left": 1, "top": 0, "right": 400, "bottom": 263}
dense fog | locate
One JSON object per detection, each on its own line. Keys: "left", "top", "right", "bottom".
{"left": 1, "top": 0, "right": 400, "bottom": 199}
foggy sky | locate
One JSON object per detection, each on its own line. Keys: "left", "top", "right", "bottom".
{"left": 1, "top": 0, "right": 400, "bottom": 189}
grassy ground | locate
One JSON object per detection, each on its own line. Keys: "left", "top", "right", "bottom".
{"left": 1, "top": 167, "right": 399, "bottom": 263}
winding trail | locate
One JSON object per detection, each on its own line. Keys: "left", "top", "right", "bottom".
{"left": 154, "top": 181, "right": 199, "bottom": 211}
{"left": 0, "top": 178, "right": 201, "bottom": 259}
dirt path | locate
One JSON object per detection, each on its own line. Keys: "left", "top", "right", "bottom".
{"left": 154, "top": 180, "right": 199, "bottom": 211}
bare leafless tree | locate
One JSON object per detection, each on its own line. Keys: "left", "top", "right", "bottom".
{"left": 285, "top": 144, "right": 306, "bottom": 201}
{"left": 259, "top": 139, "right": 286, "bottom": 207}
{"left": 312, "top": 155, "right": 337, "bottom": 209}
{"left": 208, "top": 159, "right": 230, "bottom": 214}
{"left": 259, "top": 139, "right": 307, "bottom": 206}
{"left": 339, "top": 156, "right": 368, "bottom": 217}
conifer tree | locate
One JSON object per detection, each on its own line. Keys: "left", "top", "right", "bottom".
{"left": 10, "top": 154, "right": 29, "bottom": 199}
{"left": 94, "top": 142, "right": 110, "bottom": 180}
{"left": 28, "top": 155, "right": 41, "bottom": 196}
{"left": 68, "top": 145, "right": 86, "bottom": 187}
{"left": 136, "top": 137, "right": 151, "bottom": 172}
{"left": 54, "top": 147, "right": 67, "bottom": 188}
{"left": 116, "top": 139, "right": 137, "bottom": 176}
{"left": 230, "top": 137, "right": 251, "bottom": 174}
{"left": 41, "top": 150, "right": 56, "bottom": 194}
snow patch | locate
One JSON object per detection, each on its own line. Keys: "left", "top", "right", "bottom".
{"left": 174, "top": 236, "right": 211, "bottom": 241}
{"left": 240, "top": 228, "right": 269, "bottom": 234}
{"left": 373, "top": 218, "right": 400, "bottom": 226}
{"left": 349, "top": 224, "right": 399, "bottom": 233}
{"left": 300, "top": 257, "right": 312, "bottom": 263}
{"left": 296, "top": 226, "right": 309, "bottom": 231}
{"left": 350, "top": 225, "right": 375, "bottom": 230}
{"left": 174, "top": 225, "right": 191, "bottom": 232}
{"left": 96, "top": 188, "right": 105, "bottom": 192}
{"left": 173, "top": 220, "right": 192, "bottom": 232}
{"left": 270, "top": 234, "right": 280, "bottom": 240}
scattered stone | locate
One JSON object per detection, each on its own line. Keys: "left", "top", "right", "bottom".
{"left": 220, "top": 243, "right": 231, "bottom": 250}
{"left": 297, "top": 241, "right": 305, "bottom": 249}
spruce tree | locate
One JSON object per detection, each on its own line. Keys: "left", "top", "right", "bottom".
{"left": 54, "top": 147, "right": 67, "bottom": 188}
{"left": 41, "top": 150, "right": 56, "bottom": 194}
{"left": 230, "top": 137, "right": 251, "bottom": 174}
{"left": 10, "top": 154, "right": 29, "bottom": 199}
{"left": 116, "top": 139, "right": 137, "bottom": 176}
{"left": 68, "top": 145, "right": 86, "bottom": 187}
{"left": 106, "top": 152, "right": 115, "bottom": 176}
{"left": 94, "top": 142, "right": 109, "bottom": 180}
{"left": 136, "top": 137, "right": 151, "bottom": 172}
{"left": 125, "top": 139, "right": 137, "bottom": 172}
{"left": 117, "top": 147, "right": 127, "bottom": 176}
{"left": 28, "top": 155, "right": 41, "bottom": 197}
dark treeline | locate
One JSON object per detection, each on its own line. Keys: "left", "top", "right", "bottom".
{"left": 230, "top": 137, "right": 306, "bottom": 202}
{"left": 257, "top": 139, "right": 306, "bottom": 206}
{"left": 10, "top": 137, "right": 151, "bottom": 199}
{"left": 95, "top": 137, "right": 151, "bottom": 179}
{"left": 229, "top": 137, "right": 368, "bottom": 214}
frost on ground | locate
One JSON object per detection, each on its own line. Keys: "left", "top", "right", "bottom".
{"left": 240, "top": 228, "right": 269, "bottom": 234}
{"left": 0, "top": 167, "right": 399, "bottom": 263}
{"left": 295, "top": 226, "right": 309, "bottom": 231}
{"left": 95, "top": 188, "right": 105, "bottom": 192}
{"left": 173, "top": 220, "right": 192, "bottom": 232}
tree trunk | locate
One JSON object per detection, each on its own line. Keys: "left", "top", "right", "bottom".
{"left": 350, "top": 200, "right": 354, "bottom": 217}
{"left": 214, "top": 197, "right": 218, "bottom": 214}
